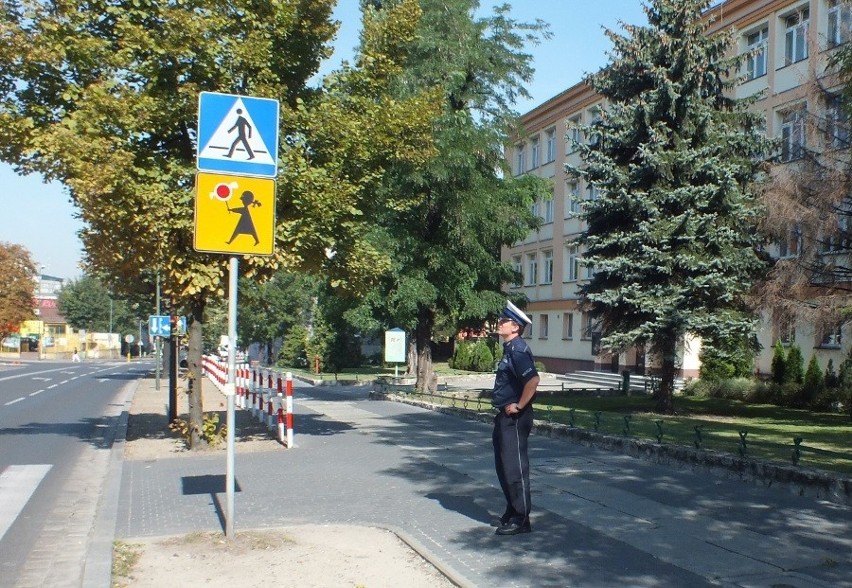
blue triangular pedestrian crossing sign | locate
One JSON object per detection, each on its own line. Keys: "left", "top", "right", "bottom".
{"left": 197, "top": 92, "right": 279, "bottom": 178}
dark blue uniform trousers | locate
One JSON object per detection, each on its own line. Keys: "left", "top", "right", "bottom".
{"left": 492, "top": 406, "right": 533, "bottom": 522}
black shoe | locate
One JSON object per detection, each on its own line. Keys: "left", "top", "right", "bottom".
{"left": 490, "top": 508, "right": 516, "bottom": 527}
{"left": 495, "top": 520, "right": 531, "bottom": 535}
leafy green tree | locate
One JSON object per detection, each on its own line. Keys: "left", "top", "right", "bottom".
{"left": 569, "top": 0, "right": 770, "bottom": 413}
{"left": 771, "top": 340, "right": 787, "bottom": 385}
{"left": 238, "top": 272, "right": 319, "bottom": 365}
{"left": 57, "top": 275, "right": 141, "bottom": 336}
{"left": 698, "top": 334, "right": 755, "bottom": 381}
{"left": 0, "top": 0, "right": 438, "bottom": 447}
{"left": 351, "top": 0, "right": 549, "bottom": 391}
{"left": 0, "top": 242, "right": 37, "bottom": 343}
{"left": 278, "top": 324, "right": 309, "bottom": 369}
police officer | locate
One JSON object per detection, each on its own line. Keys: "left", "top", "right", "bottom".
{"left": 491, "top": 300, "right": 539, "bottom": 535}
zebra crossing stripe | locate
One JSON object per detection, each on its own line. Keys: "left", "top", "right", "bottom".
{"left": 0, "top": 464, "right": 52, "bottom": 542}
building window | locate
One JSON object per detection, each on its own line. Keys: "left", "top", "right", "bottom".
{"left": 530, "top": 136, "right": 540, "bottom": 168}
{"left": 744, "top": 27, "right": 768, "bottom": 80}
{"left": 826, "top": 94, "right": 849, "bottom": 149}
{"left": 778, "top": 225, "right": 802, "bottom": 258}
{"left": 543, "top": 197, "right": 554, "bottom": 223}
{"left": 545, "top": 128, "right": 556, "bottom": 163}
{"left": 568, "top": 115, "right": 582, "bottom": 151}
{"left": 530, "top": 200, "right": 541, "bottom": 219}
{"left": 511, "top": 255, "right": 522, "bottom": 287}
{"left": 778, "top": 317, "right": 796, "bottom": 345}
{"left": 526, "top": 253, "right": 538, "bottom": 286}
{"left": 587, "top": 108, "right": 602, "bottom": 146}
{"left": 562, "top": 313, "right": 574, "bottom": 340}
{"left": 828, "top": 0, "right": 852, "bottom": 48}
{"left": 539, "top": 314, "right": 549, "bottom": 339}
{"left": 515, "top": 144, "right": 525, "bottom": 175}
{"left": 565, "top": 245, "right": 579, "bottom": 281}
{"left": 780, "top": 107, "right": 806, "bottom": 162}
{"left": 821, "top": 199, "right": 852, "bottom": 252}
{"left": 820, "top": 322, "right": 843, "bottom": 347}
{"left": 542, "top": 250, "right": 554, "bottom": 284}
{"left": 586, "top": 182, "right": 600, "bottom": 202}
{"left": 581, "top": 312, "right": 597, "bottom": 340}
{"left": 784, "top": 8, "right": 809, "bottom": 65}
{"left": 567, "top": 181, "right": 582, "bottom": 214}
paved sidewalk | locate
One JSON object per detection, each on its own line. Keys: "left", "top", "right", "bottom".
{"left": 113, "top": 383, "right": 852, "bottom": 588}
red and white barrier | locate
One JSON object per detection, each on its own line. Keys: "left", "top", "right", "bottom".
{"left": 200, "top": 355, "right": 294, "bottom": 448}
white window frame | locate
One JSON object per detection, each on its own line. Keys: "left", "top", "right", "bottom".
{"left": 565, "top": 245, "right": 579, "bottom": 281}
{"left": 539, "top": 314, "right": 549, "bottom": 339}
{"left": 586, "top": 182, "right": 600, "bottom": 202}
{"left": 545, "top": 128, "right": 556, "bottom": 163}
{"left": 826, "top": 94, "right": 849, "bottom": 148}
{"left": 562, "top": 313, "right": 574, "bottom": 340}
{"left": 515, "top": 144, "right": 525, "bottom": 175}
{"left": 821, "top": 322, "right": 843, "bottom": 347}
{"left": 784, "top": 7, "right": 809, "bottom": 65}
{"left": 780, "top": 107, "right": 807, "bottom": 162}
{"left": 567, "top": 180, "right": 582, "bottom": 214}
{"left": 530, "top": 136, "right": 540, "bottom": 169}
{"left": 744, "top": 26, "right": 768, "bottom": 80}
{"left": 828, "top": 0, "right": 852, "bottom": 48}
{"left": 542, "top": 250, "right": 554, "bottom": 284}
{"left": 526, "top": 253, "right": 538, "bottom": 286}
{"left": 511, "top": 255, "right": 522, "bottom": 287}
{"left": 543, "top": 197, "right": 554, "bottom": 223}
{"left": 587, "top": 108, "right": 602, "bottom": 146}
{"left": 568, "top": 115, "right": 582, "bottom": 151}
{"left": 778, "top": 225, "right": 802, "bottom": 258}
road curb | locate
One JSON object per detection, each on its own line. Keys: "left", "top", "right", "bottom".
{"left": 81, "top": 377, "right": 138, "bottom": 588}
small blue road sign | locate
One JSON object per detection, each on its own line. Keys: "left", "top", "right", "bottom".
{"left": 149, "top": 315, "right": 171, "bottom": 337}
{"left": 197, "top": 92, "right": 280, "bottom": 178}
{"left": 149, "top": 315, "right": 187, "bottom": 337}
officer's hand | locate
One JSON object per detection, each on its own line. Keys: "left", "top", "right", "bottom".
{"left": 505, "top": 403, "right": 519, "bottom": 416}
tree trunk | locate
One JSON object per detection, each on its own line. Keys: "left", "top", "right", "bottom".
{"left": 406, "top": 338, "right": 417, "bottom": 376}
{"left": 655, "top": 333, "right": 677, "bottom": 414}
{"left": 266, "top": 340, "right": 273, "bottom": 366}
{"left": 415, "top": 307, "right": 435, "bottom": 393}
{"left": 187, "top": 297, "right": 207, "bottom": 449}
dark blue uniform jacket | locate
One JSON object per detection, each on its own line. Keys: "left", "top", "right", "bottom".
{"left": 492, "top": 337, "right": 538, "bottom": 408}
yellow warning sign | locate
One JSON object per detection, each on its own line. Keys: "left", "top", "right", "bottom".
{"left": 194, "top": 172, "right": 276, "bottom": 256}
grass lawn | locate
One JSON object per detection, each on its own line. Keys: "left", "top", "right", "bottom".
{"left": 273, "top": 361, "right": 850, "bottom": 476}
{"left": 423, "top": 391, "right": 852, "bottom": 476}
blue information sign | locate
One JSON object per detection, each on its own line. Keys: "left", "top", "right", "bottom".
{"left": 197, "top": 92, "right": 280, "bottom": 178}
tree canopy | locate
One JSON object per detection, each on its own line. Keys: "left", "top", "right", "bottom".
{"left": 346, "top": 0, "right": 550, "bottom": 390}
{"left": 57, "top": 274, "right": 142, "bottom": 336}
{"left": 571, "top": 0, "right": 770, "bottom": 412}
{"left": 0, "top": 241, "right": 37, "bottom": 343}
{"left": 0, "top": 0, "right": 440, "bottom": 446}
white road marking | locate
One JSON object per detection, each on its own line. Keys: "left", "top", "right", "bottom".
{"left": 47, "top": 384, "right": 57, "bottom": 389}
{"left": 31, "top": 377, "right": 51, "bottom": 382}
{"left": 4, "top": 397, "right": 25, "bottom": 406}
{"left": 29, "top": 390, "right": 43, "bottom": 397}
{"left": 0, "top": 465, "right": 52, "bottom": 542}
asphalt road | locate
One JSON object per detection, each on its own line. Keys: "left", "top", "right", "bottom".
{"left": 0, "top": 359, "right": 150, "bottom": 587}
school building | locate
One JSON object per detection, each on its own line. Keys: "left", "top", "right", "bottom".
{"left": 504, "top": 0, "right": 852, "bottom": 377}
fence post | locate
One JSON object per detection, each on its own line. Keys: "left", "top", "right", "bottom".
{"left": 738, "top": 430, "right": 748, "bottom": 457}
{"left": 694, "top": 425, "right": 703, "bottom": 450}
{"left": 792, "top": 436, "right": 803, "bottom": 465}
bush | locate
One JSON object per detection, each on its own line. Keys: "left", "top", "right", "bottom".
{"left": 802, "top": 355, "right": 824, "bottom": 406}
{"left": 450, "top": 340, "right": 495, "bottom": 372}
{"left": 469, "top": 341, "right": 495, "bottom": 372}
{"left": 771, "top": 340, "right": 786, "bottom": 384}
{"left": 786, "top": 344, "right": 804, "bottom": 384}
{"left": 811, "top": 386, "right": 848, "bottom": 412}
{"left": 699, "top": 336, "right": 755, "bottom": 381}
{"left": 278, "top": 325, "right": 309, "bottom": 369}
{"left": 534, "top": 361, "right": 546, "bottom": 373}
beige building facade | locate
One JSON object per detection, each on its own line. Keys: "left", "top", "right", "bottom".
{"left": 505, "top": 0, "right": 852, "bottom": 376}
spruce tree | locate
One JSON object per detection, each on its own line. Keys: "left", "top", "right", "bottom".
{"left": 570, "top": 0, "right": 770, "bottom": 413}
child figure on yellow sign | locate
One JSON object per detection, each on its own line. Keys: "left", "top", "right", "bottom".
{"left": 226, "top": 190, "right": 261, "bottom": 246}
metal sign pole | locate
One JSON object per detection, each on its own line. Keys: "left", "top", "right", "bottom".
{"left": 225, "top": 256, "right": 238, "bottom": 538}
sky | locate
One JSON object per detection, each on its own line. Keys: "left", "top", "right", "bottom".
{"left": 0, "top": 0, "right": 647, "bottom": 281}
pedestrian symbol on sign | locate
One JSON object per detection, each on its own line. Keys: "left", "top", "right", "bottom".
{"left": 198, "top": 98, "right": 275, "bottom": 166}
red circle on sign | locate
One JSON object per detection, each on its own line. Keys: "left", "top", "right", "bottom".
{"left": 216, "top": 184, "right": 231, "bottom": 199}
